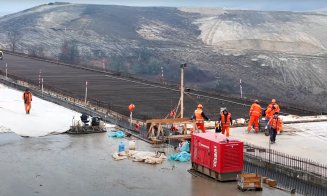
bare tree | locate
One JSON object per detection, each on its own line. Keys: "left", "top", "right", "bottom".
{"left": 28, "top": 46, "right": 45, "bottom": 57}
{"left": 59, "top": 39, "right": 80, "bottom": 64}
{"left": 7, "top": 30, "right": 22, "bottom": 52}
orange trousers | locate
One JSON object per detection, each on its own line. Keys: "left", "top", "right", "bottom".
{"left": 247, "top": 116, "right": 259, "bottom": 132}
{"left": 196, "top": 123, "right": 206, "bottom": 133}
{"left": 221, "top": 125, "right": 230, "bottom": 137}
{"left": 25, "top": 103, "right": 31, "bottom": 114}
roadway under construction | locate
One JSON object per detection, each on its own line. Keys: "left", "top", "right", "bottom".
{"left": 0, "top": 52, "right": 317, "bottom": 120}
{"left": 1, "top": 52, "right": 326, "bottom": 195}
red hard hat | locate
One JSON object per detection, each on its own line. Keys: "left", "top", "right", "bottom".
{"left": 128, "top": 104, "right": 135, "bottom": 112}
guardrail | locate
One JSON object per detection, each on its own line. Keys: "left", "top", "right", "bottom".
{"left": 0, "top": 71, "right": 150, "bottom": 140}
{"left": 244, "top": 143, "right": 327, "bottom": 188}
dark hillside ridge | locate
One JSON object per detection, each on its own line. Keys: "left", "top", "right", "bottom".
{"left": 0, "top": 4, "right": 326, "bottom": 112}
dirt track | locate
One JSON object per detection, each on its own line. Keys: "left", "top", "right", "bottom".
{"left": 0, "top": 53, "right": 314, "bottom": 120}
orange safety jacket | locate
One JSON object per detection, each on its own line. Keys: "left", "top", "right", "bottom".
{"left": 249, "top": 103, "right": 262, "bottom": 117}
{"left": 194, "top": 109, "right": 204, "bottom": 121}
{"left": 23, "top": 91, "right": 32, "bottom": 104}
{"left": 266, "top": 103, "right": 280, "bottom": 119}
{"left": 220, "top": 112, "right": 231, "bottom": 126}
{"left": 268, "top": 117, "right": 283, "bottom": 131}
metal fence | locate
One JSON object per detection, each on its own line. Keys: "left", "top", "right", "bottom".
{"left": 0, "top": 72, "right": 150, "bottom": 140}
{"left": 244, "top": 143, "right": 327, "bottom": 179}
{"left": 244, "top": 161, "right": 327, "bottom": 196}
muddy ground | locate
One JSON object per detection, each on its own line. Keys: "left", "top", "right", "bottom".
{"left": 0, "top": 132, "right": 291, "bottom": 196}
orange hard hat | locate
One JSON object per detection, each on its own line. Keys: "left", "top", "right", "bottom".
{"left": 272, "top": 99, "right": 276, "bottom": 103}
{"left": 197, "top": 104, "right": 203, "bottom": 108}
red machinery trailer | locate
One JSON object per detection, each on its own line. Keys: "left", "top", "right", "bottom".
{"left": 191, "top": 132, "right": 243, "bottom": 181}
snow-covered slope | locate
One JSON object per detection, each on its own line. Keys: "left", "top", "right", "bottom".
{"left": 180, "top": 7, "right": 327, "bottom": 54}
{"left": 0, "top": 84, "right": 80, "bottom": 137}
{"left": 0, "top": 4, "right": 326, "bottom": 112}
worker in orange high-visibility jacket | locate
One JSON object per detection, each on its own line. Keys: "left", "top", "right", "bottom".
{"left": 247, "top": 99, "right": 262, "bottom": 133}
{"left": 265, "top": 99, "right": 280, "bottom": 121}
{"left": 268, "top": 112, "right": 283, "bottom": 144}
{"left": 191, "top": 104, "right": 209, "bottom": 133}
{"left": 219, "top": 109, "right": 232, "bottom": 137}
{"left": 23, "top": 88, "right": 32, "bottom": 114}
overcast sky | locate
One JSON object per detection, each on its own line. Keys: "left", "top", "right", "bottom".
{"left": 0, "top": 0, "right": 326, "bottom": 16}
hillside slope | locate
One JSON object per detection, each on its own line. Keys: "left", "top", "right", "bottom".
{"left": 0, "top": 3, "right": 326, "bottom": 112}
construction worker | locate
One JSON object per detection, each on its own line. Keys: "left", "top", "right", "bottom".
{"left": 265, "top": 99, "right": 280, "bottom": 122}
{"left": 135, "top": 121, "right": 140, "bottom": 131}
{"left": 191, "top": 104, "right": 209, "bottom": 133}
{"left": 247, "top": 99, "right": 262, "bottom": 133}
{"left": 268, "top": 112, "right": 283, "bottom": 144}
{"left": 219, "top": 109, "right": 232, "bottom": 137}
{"left": 23, "top": 88, "right": 32, "bottom": 114}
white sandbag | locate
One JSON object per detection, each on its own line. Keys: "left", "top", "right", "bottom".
{"left": 128, "top": 150, "right": 166, "bottom": 164}
{"left": 112, "top": 151, "right": 128, "bottom": 160}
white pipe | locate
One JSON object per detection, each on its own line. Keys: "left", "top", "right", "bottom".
{"left": 240, "top": 79, "right": 243, "bottom": 99}
{"left": 5, "top": 63, "right": 7, "bottom": 80}
{"left": 181, "top": 65, "right": 184, "bottom": 118}
{"left": 85, "top": 81, "right": 88, "bottom": 105}
{"left": 41, "top": 78, "right": 44, "bottom": 96}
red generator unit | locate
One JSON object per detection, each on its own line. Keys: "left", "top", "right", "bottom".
{"left": 191, "top": 132, "right": 243, "bottom": 181}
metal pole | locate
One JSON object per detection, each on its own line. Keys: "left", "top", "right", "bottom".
{"left": 5, "top": 63, "right": 7, "bottom": 80}
{"left": 41, "top": 78, "right": 44, "bottom": 96}
{"left": 38, "top": 69, "right": 42, "bottom": 89}
{"left": 240, "top": 79, "right": 243, "bottom": 99}
{"left": 85, "top": 81, "right": 88, "bottom": 105}
{"left": 130, "top": 112, "right": 133, "bottom": 128}
{"left": 269, "top": 131, "right": 271, "bottom": 163}
{"left": 180, "top": 64, "right": 185, "bottom": 118}
{"left": 161, "top": 66, "right": 164, "bottom": 84}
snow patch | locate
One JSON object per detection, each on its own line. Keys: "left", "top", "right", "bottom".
{"left": 280, "top": 115, "right": 327, "bottom": 122}
{"left": 192, "top": 11, "right": 327, "bottom": 54}
{"left": 178, "top": 7, "right": 226, "bottom": 16}
{"left": 0, "top": 84, "right": 80, "bottom": 137}
{"left": 136, "top": 20, "right": 177, "bottom": 41}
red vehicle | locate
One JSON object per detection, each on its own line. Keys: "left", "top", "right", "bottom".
{"left": 191, "top": 132, "right": 243, "bottom": 181}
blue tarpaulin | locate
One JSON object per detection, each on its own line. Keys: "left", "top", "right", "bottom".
{"left": 169, "top": 141, "right": 191, "bottom": 162}
{"left": 179, "top": 141, "right": 190, "bottom": 153}
{"left": 168, "top": 151, "right": 191, "bottom": 162}
{"left": 109, "top": 131, "right": 125, "bottom": 138}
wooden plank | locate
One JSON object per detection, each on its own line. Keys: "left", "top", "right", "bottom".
{"left": 284, "top": 119, "right": 327, "bottom": 124}
{"left": 146, "top": 118, "right": 191, "bottom": 124}
{"left": 265, "top": 179, "right": 277, "bottom": 187}
{"left": 156, "top": 123, "right": 162, "bottom": 138}
{"left": 166, "top": 134, "right": 192, "bottom": 140}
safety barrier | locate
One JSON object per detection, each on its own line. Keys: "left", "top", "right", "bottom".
{"left": 244, "top": 143, "right": 327, "bottom": 192}
{"left": 0, "top": 71, "right": 150, "bottom": 140}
